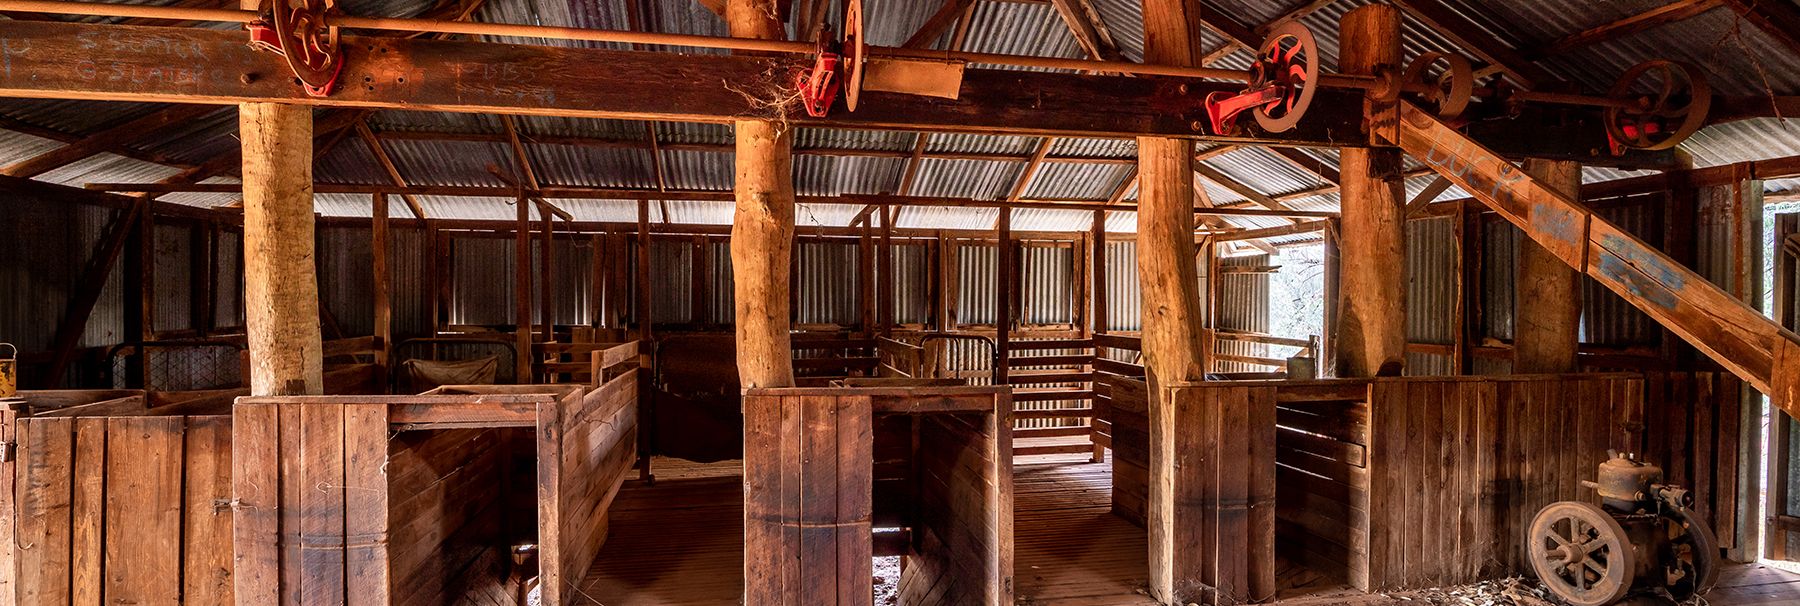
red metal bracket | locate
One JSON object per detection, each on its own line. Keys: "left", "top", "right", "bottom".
{"left": 245, "top": 1, "right": 342, "bottom": 98}
{"left": 1204, "top": 85, "right": 1285, "bottom": 136}
{"left": 794, "top": 49, "right": 842, "bottom": 118}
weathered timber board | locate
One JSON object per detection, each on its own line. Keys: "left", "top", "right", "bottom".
{"left": 0, "top": 20, "right": 1372, "bottom": 143}
{"left": 1388, "top": 102, "right": 1800, "bottom": 416}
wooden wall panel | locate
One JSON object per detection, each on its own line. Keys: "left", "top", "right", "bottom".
{"left": 539, "top": 369, "right": 639, "bottom": 605}
{"left": 1362, "top": 375, "right": 1643, "bottom": 589}
{"left": 742, "top": 393, "right": 875, "bottom": 606}
{"left": 896, "top": 410, "right": 1014, "bottom": 605}
{"left": 1156, "top": 384, "right": 1277, "bottom": 606}
{"left": 9, "top": 414, "right": 234, "bottom": 606}
{"left": 1274, "top": 391, "right": 1372, "bottom": 590}
{"left": 1640, "top": 372, "right": 1746, "bottom": 551}
{"left": 1102, "top": 376, "right": 1149, "bottom": 525}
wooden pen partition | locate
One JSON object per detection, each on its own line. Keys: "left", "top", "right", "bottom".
{"left": 742, "top": 386, "right": 1014, "bottom": 606}
{"left": 3, "top": 401, "right": 234, "bottom": 605}
{"left": 1271, "top": 373, "right": 1745, "bottom": 591}
{"left": 1154, "top": 383, "right": 1277, "bottom": 606}
{"left": 232, "top": 346, "right": 639, "bottom": 605}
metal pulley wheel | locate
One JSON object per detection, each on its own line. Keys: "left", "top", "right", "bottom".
{"left": 841, "top": 0, "right": 866, "bottom": 111}
{"left": 1401, "top": 52, "right": 1473, "bottom": 121}
{"left": 1605, "top": 60, "right": 1710, "bottom": 151}
{"left": 1660, "top": 507, "right": 1720, "bottom": 601}
{"left": 269, "top": 0, "right": 342, "bottom": 94}
{"left": 1250, "top": 21, "right": 1319, "bottom": 133}
{"left": 1527, "top": 501, "right": 1637, "bottom": 606}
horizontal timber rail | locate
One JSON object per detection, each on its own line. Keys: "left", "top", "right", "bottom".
{"left": 0, "top": 0, "right": 1364, "bottom": 86}
{"left": 0, "top": 19, "right": 1372, "bottom": 143}
{"left": 84, "top": 183, "right": 1340, "bottom": 219}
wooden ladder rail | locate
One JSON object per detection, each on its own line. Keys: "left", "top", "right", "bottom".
{"left": 1382, "top": 102, "right": 1800, "bottom": 416}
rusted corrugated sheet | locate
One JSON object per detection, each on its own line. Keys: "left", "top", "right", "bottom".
{"left": 1481, "top": 218, "right": 1520, "bottom": 343}
{"left": 1406, "top": 216, "right": 1456, "bottom": 348}
{"left": 150, "top": 222, "right": 193, "bottom": 334}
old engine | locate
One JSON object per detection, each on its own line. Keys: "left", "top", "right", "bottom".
{"left": 1525, "top": 451, "right": 1718, "bottom": 606}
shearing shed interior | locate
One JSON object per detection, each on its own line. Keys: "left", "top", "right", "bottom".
{"left": 8, "top": 1, "right": 1800, "bottom": 605}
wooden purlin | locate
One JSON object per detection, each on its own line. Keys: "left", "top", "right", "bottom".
{"left": 1384, "top": 102, "right": 1800, "bottom": 415}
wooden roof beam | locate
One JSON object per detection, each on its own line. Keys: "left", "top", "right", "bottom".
{"left": 1543, "top": 0, "right": 1723, "bottom": 55}
{"left": 355, "top": 120, "right": 430, "bottom": 219}
{"left": 1049, "top": 0, "right": 1123, "bottom": 61}
{"left": 1721, "top": 0, "right": 1800, "bottom": 59}
{"left": 1390, "top": 0, "right": 1557, "bottom": 88}
{"left": 2, "top": 104, "right": 219, "bottom": 178}
{"left": 904, "top": 0, "right": 980, "bottom": 48}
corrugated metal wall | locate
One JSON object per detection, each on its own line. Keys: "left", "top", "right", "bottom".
{"left": 151, "top": 223, "right": 193, "bottom": 333}
{"left": 1020, "top": 243, "right": 1075, "bottom": 326}
{"left": 958, "top": 242, "right": 997, "bottom": 325}
{"left": 0, "top": 194, "right": 122, "bottom": 352}
{"left": 795, "top": 240, "right": 861, "bottom": 326}
{"left": 890, "top": 242, "right": 930, "bottom": 325}
{"left": 1104, "top": 240, "right": 1141, "bottom": 331}
{"left": 1406, "top": 217, "right": 1456, "bottom": 375}
{"left": 1215, "top": 253, "right": 1269, "bottom": 373}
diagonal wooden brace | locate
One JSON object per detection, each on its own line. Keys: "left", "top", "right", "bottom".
{"left": 1382, "top": 101, "right": 1800, "bottom": 418}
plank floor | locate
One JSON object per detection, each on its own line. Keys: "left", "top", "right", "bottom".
{"left": 575, "top": 455, "right": 1800, "bottom": 605}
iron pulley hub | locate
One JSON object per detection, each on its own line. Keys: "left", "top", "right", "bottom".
{"left": 1204, "top": 21, "right": 1319, "bottom": 135}
{"left": 246, "top": 0, "right": 343, "bottom": 97}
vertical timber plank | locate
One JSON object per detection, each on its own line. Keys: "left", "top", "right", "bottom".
{"left": 183, "top": 416, "right": 235, "bottom": 605}
{"left": 343, "top": 404, "right": 390, "bottom": 606}
{"left": 18, "top": 419, "right": 73, "bottom": 605}
{"left": 70, "top": 417, "right": 104, "bottom": 606}
{"left": 103, "top": 416, "right": 182, "bottom": 606}
{"left": 232, "top": 403, "right": 281, "bottom": 606}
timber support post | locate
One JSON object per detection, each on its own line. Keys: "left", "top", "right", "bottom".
{"left": 1514, "top": 159, "right": 1582, "bottom": 373}
{"left": 238, "top": 102, "right": 323, "bottom": 397}
{"left": 1138, "top": 1, "right": 1269, "bottom": 604}
{"left": 233, "top": 97, "right": 325, "bottom": 604}
{"left": 726, "top": 0, "right": 796, "bottom": 390}
{"left": 1334, "top": 4, "right": 1408, "bottom": 378}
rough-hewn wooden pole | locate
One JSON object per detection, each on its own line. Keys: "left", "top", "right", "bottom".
{"left": 1334, "top": 4, "right": 1407, "bottom": 378}
{"left": 1092, "top": 209, "right": 1108, "bottom": 335}
{"left": 727, "top": 0, "right": 795, "bottom": 389}
{"left": 1139, "top": 2, "right": 1213, "bottom": 603}
{"left": 240, "top": 102, "right": 322, "bottom": 397}
{"left": 996, "top": 207, "right": 1013, "bottom": 385}
{"left": 372, "top": 192, "right": 391, "bottom": 372}
{"left": 515, "top": 196, "right": 533, "bottom": 383}
{"left": 1514, "top": 159, "right": 1582, "bottom": 373}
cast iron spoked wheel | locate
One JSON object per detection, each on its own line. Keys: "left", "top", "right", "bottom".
{"left": 1605, "top": 60, "right": 1710, "bottom": 151}
{"left": 1251, "top": 21, "right": 1319, "bottom": 133}
{"left": 841, "top": 0, "right": 866, "bottom": 111}
{"left": 271, "top": 0, "right": 341, "bottom": 93}
{"left": 1402, "top": 52, "right": 1474, "bottom": 121}
{"left": 1528, "top": 501, "right": 1637, "bottom": 606}
{"left": 1660, "top": 508, "right": 1720, "bottom": 602}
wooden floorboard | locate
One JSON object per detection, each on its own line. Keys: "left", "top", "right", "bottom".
{"left": 575, "top": 457, "right": 1800, "bottom": 605}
